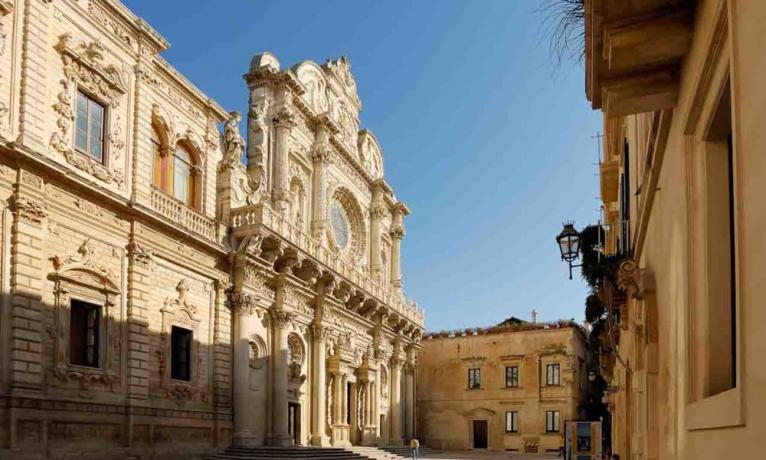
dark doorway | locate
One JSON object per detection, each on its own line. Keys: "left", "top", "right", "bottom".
{"left": 288, "top": 402, "right": 300, "bottom": 445}
{"left": 473, "top": 420, "right": 488, "bottom": 449}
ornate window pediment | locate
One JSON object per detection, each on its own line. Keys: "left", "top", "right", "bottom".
{"left": 48, "top": 240, "right": 121, "bottom": 396}
{"left": 154, "top": 279, "right": 207, "bottom": 405}
{"left": 50, "top": 33, "right": 127, "bottom": 186}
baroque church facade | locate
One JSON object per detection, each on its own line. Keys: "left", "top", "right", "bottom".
{"left": 0, "top": 1, "right": 424, "bottom": 458}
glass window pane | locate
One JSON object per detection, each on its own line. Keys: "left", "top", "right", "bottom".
{"left": 75, "top": 128, "right": 88, "bottom": 152}
{"left": 90, "top": 136, "right": 103, "bottom": 162}
{"left": 174, "top": 157, "right": 190, "bottom": 204}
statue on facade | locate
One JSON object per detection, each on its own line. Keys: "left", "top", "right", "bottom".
{"left": 222, "top": 111, "right": 245, "bottom": 168}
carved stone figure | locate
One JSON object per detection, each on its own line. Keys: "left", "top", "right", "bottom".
{"left": 223, "top": 111, "right": 245, "bottom": 167}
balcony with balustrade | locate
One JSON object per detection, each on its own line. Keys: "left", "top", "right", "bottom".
{"left": 150, "top": 186, "right": 219, "bottom": 242}
{"left": 230, "top": 203, "right": 424, "bottom": 325}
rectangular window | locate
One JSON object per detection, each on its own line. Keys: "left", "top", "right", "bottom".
{"left": 69, "top": 300, "right": 101, "bottom": 368}
{"left": 171, "top": 326, "right": 192, "bottom": 381}
{"left": 505, "top": 366, "right": 519, "bottom": 388}
{"left": 620, "top": 139, "right": 631, "bottom": 254}
{"left": 74, "top": 91, "right": 106, "bottom": 163}
{"left": 546, "top": 364, "right": 560, "bottom": 386}
{"left": 468, "top": 368, "right": 481, "bottom": 389}
{"left": 545, "top": 410, "right": 560, "bottom": 433}
{"left": 702, "top": 78, "right": 737, "bottom": 396}
{"left": 505, "top": 411, "right": 519, "bottom": 433}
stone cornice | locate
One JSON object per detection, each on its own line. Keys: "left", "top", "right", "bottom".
{"left": 98, "top": 0, "right": 169, "bottom": 51}
{"left": 152, "top": 56, "right": 229, "bottom": 121}
{"left": 2, "top": 144, "right": 228, "bottom": 257}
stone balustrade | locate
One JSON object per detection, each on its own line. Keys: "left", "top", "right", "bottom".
{"left": 151, "top": 187, "right": 218, "bottom": 241}
{"left": 231, "top": 203, "right": 424, "bottom": 324}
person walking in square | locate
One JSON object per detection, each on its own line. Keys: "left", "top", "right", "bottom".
{"left": 410, "top": 438, "right": 420, "bottom": 459}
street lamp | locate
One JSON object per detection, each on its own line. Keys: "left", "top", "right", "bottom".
{"left": 556, "top": 221, "right": 582, "bottom": 280}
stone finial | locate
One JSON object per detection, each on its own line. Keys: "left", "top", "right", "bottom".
{"left": 249, "top": 51, "right": 280, "bottom": 72}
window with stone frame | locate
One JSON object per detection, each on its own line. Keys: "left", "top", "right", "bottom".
{"left": 546, "top": 363, "right": 560, "bottom": 386}
{"left": 75, "top": 90, "right": 106, "bottom": 164}
{"left": 506, "top": 411, "right": 519, "bottom": 433}
{"left": 505, "top": 365, "right": 519, "bottom": 388}
{"left": 170, "top": 326, "right": 192, "bottom": 381}
{"left": 545, "top": 410, "right": 560, "bottom": 433}
{"left": 69, "top": 299, "right": 101, "bottom": 368}
{"left": 468, "top": 367, "right": 481, "bottom": 389}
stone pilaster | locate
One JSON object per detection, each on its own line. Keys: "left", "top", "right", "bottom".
{"left": 272, "top": 108, "right": 295, "bottom": 215}
{"left": 389, "top": 203, "right": 409, "bottom": 296}
{"left": 8, "top": 172, "right": 46, "bottom": 393}
{"left": 267, "top": 275, "right": 293, "bottom": 446}
{"left": 310, "top": 126, "right": 331, "bottom": 243}
{"left": 309, "top": 323, "right": 330, "bottom": 446}
{"left": 389, "top": 356, "right": 403, "bottom": 446}
{"left": 126, "top": 236, "right": 152, "bottom": 401}
{"left": 231, "top": 290, "right": 259, "bottom": 447}
{"left": 404, "top": 363, "right": 415, "bottom": 441}
{"left": 310, "top": 275, "right": 333, "bottom": 446}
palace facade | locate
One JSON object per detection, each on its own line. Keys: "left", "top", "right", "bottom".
{"left": 417, "top": 319, "right": 587, "bottom": 453}
{"left": 0, "top": 1, "right": 424, "bottom": 459}
{"left": 582, "top": 1, "right": 766, "bottom": 460}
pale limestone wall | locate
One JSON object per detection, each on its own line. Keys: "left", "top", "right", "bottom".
{"left": 596, "top": 2, "right": 766, "bottom": 460}
{"left": 417, "top": 326, "right": 586, "bottom": 453}
{"left": 0, "top": 0, "right": 424, "bottom": 458}
{"left": 0, "top": 1, "right": 231, "bottom": 459}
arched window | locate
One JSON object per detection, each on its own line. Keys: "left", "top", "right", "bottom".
{"left": 151, "top": 122, "right": 200, "bottom": 210}
{"left": 151, "top": 125, "right": 169, "bottom": 191}
{"left": 173, "top": 144, "right": 195, "bottom": 206}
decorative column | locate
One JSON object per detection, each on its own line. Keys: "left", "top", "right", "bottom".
{"left": 268, "top": 275, "right": 294, "bottom": 446}
{"left": 311, "top": 124, "right": 331, "bottom": 243}
{"left": 404, "top": 363, "right": 415, "bottom": 441}
{"left": 389, "top": 203, "right": 409, "bottom": 296}
{"left": 272, "top": 107, "right": 295, "bottom": 215}
{"left": 231, "top": 291, "right": 259, "bottom": 447}
{"left": 369, "top": 181, "right": 386, "bottom": 280}
{"left": 310, "top": 323, "right": 330, "bottom": 446}
{"left": 389, "top": 357, "right": 403, "bottom": 446}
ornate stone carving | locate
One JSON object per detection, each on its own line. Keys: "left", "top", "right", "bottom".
{"left": 50, "top": 34, "right": 126, "bottom": 186}
{"left": 227, "top": 288, "right": 259, "bottom": 316}
{"left": 11, "top": 195, "right": 47, "bottom": 224}
{"left": 127, "top": 239, "right": 154, "bottom": 268}
{"left": 270, "top": 308, "right": 294, "bottom": 328}
{"left": 616, "top": 258, "right": 655, "bottom": 300}
{"left": 222, "top": 111, "right": 245, "bottom": 169}
{"left": 163, "top": 279, "right": 199, "bottom": 320}
{"left": 273, "top": 107, "right": 296, "bottom": 130}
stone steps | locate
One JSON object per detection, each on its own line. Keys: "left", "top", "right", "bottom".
{"left": 346, "top": 446, "right": 403, "bottom": 459}
{"left": 379, "top": 446, "right": 441, "bottom": 458}
{"left": 206, "top": 446, "right": 373, "bottom": 460}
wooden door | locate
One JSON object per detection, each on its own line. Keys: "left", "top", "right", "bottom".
{"left": 473, "top": 420, "right": 488, "bottom": 449}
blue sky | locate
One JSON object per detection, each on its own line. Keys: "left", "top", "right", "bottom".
{"left": 124, "top": 0, "right": 601, "bottom": 331}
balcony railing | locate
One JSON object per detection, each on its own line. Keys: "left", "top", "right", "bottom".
{"left": 231, "top": 203, "right": 425, "bottom": 325}
{"left": 151, "top": 187, "right": 217, "bottom": 241}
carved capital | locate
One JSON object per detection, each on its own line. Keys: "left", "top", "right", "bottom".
{"left": 127, "top": 239, "right": 153, "bottom": 268}
{"left": 270, "top": 308, "right": 293, "bottom": 329}
{"left": 389, "top": 226, "right": 404, "bottom": 240}
{"left": 227, "top": 288, "right": 257, "bottom": 316}
{"left": 311, "top": 146, "right": 332, "bottom": 164}
{"left": 616, "top": 259, "right": 655, "bottom": 300}
{"left": 371, "top": 203, "right": 387, "bottom": 220}
{"left": 272, "top": 108, "right": 296, "bottom": 130}
{"left": 11, "top": 196, "right": 46, "bottom": 224}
